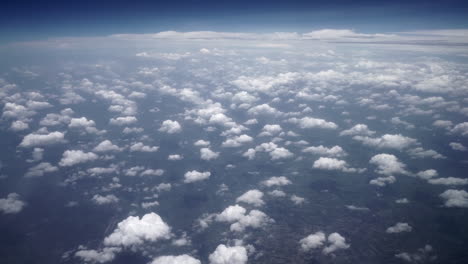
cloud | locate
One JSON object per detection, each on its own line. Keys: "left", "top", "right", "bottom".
{"left": 159, "top": 120, "right": 182, "bottom": 134}
{"left": 194, "top": 140, "right": 210, "bottom": 147}
{"left": 449, "top": 142, "right": 467, "bottom": 151}
{"left": 353, "top": 134, "right": 417, "bottom": 150}
{"left": 407, "top": 147, "right": 445, "bottom": 159}
{"left": 93, "top": 140, "right": 122, "bottom": 152}
{"left": 236, "top": 190, "right": 264, "bottom": 207}
{"left": 19, "top": 131, "right": 65, "bottom": 147}
{"left": 104, "top": 213, "right": 171, "bottom": 247}
{"left": 268, "top": 190, "right": 286, "bottom": 197}
{"left": 200, "top": 148, "right": 220, "bottom": 160}
{"left": 369, "top": 176, "right": 396, "bottom": 187}
{"left": 289, "top": 117, "right": 337, "bottom": 129}
{"left": 215, "top": 204, "right": 273, "bottom": 232}
{"left": 300, "top": 232, "right": 350, "bottom": 254}
{"left": 168, "top": 154, "right": 183, "bottom": 160}
{"left": 0, "top": 193, "right": 26, "bottom": 214}
{"left": 209, "top": 244, "right": 248, "bottom": 264}
{"left": 92, "top": 194, "right": 119, "bottom": 205}
{"left": 291, "top": 195, "right": 306, "bottom": 205}
{"left": 10, "top": 120, "right": 29, "bottom": 131}
{"left": 222, "top": 135, "right": 253, "bottom": 148}
{"left": 150, "top": 255, "right": 201, "bottom": 264}
{"left": 313, "top": 157, "right": 360, "bottom": 173}
{"left": 299, "top": 232, "right": 326, "bottom": 251}
{"left": 254, "top": 142, "right": 294, "bottom": 160}
{"left": 386, "top": 222, "right": 413, "bottom": 233}
{"left": 451, "top": 122, "right": 468, "bottom": 136}
{"left": 75, "top": 247, "right": 121, "bottom": 263}
{"left": 140, "top": 169, "right": 164, "bottom": 176}
{"left": 247, "top": 104, "right": 281, "bottom": 116}
{"left": 428, "top": 177, "right": 468, "bottom": 186}
{"left": 109, "top": 116, "right": 138, "bottom": 126}
{"left": 184, "top": 170, "right": 211, "bottom": 183}
{"left": 59, "top": 150, "right": 99, "bottom": 167}
{"left": 261, "top": 176, "right": 291, "bottom": 187}
{"left": 339, "top": 124, "right": 376, "bottom": 136}
{"left": 369, "top": 154, "right": 408, "bottom": 176}
{"left": 303, "top": 145, "right": 347, "bottom": 157}
{"left": 130, "top": 142, "right": 159, "bottom": 152}
{"left": 395, "top": 245, "right": 436, "bottom": 263}
{"left": 24, "top": 162, "right": 58, "bottom": 177}
{"left": 258, "top": 124, "right": 282, "bottom": 137}
{"left": 323, "top": 233, "right": 350, "bottom": 254}
{"left": 440, "top": 189, "right": 468, "bottom": 208}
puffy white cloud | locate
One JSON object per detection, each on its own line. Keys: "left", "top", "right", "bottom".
{"left": 323, "top": 233, "right": 350, "bottom": 254}
{"left": 254, "top": 142, "right": 294, "bottom": 160}
{"left": 386, "top": 222, "right": 412, "bottom": 233}
{"left": 0, "top": 193, "right": 26, "bottom": 214}
{"left": 369, "top": 154, "right": 408, "bottom": 176}
{"left": 259, "top": 124, "right": 282, "bottom": 137}
{"left": 10, "top": 120, "right": 29, "bottom": 131}
{"left": 451, "top": 122, "right": 468, "bottom": 136}
{"left": 140, "top": 169, "right": 164, "bottom": 176}
{"left": 19, "top": 131, "right": 65, "bottom": 147}
{"left": 369, "top": 176, "right": 396, "bottom": 187}
{"left": 428, "top": 177, "right": 468, "bottom": 186}
{"left": 313, "top": 157, "right": 359, "bottom": 173}
{"left": 75, "top": 247, "right": 121, "bottom": 263}
{"left": 94, "top": 140, "right": 122, "bottom": 152}
{"left": 184, "top": 170, "right": 211, "bottom": 183}
{"left": 300, "top": 232, "right": 326, "bottom": 251}
{"left": 209, "top": 244, "right": 248, "bottom": 264}
{"left": 159, "top": 120, "right": 182, "bottom": 134}
{"left": 233, "top": 72, "right": 299, "bottom": 93}
{"left": 247, "top": 104, "right": 281, "bottom": 116}
{"left": 104, "top": 213, "right": 171, "bottom": 247}
{"left": 39, "top": 109, "right": 74, "bottom": 126}
{"left": 130, "top": 142, "right": 159, "bottom": 152}
{"left": 236, "top": 190, "right": 264, "bottom": 207}
{"left": 109, "top": 116, "right": 138, "bottom": 126}
{"left": 215, "top": 204, "right": 273, "bottom": 232}
{"left": 261, "top": 176, "right": 292, "bottom": 187}
{"left": 416, "top": 169, "right": 438, "bottom": 180}
{"left": 291, "top": 195, "right": 306, "bottom": 205}
{"left": 150, "top": 255, "right": 201, "bottom": 264}
{"left": 395, "top": 245, "right": 435, "bottom": 263}
{"left": 59, "top": 150, "right": 99, "bottom": 167}
{"left": 200, "top": 148, "right": 220, "bottom": 160}
{"left": 194, "top": 140, "right": 210, "bottom": 147}
{"left": 92, "top": 194, "right": 119, "bottom": 205}
{"left": 242, "top": 148, "right": 256, "bottom": 160}
{"left": 221, "top": 134, "right": 253, "bottom": 148}
{"left": 268, "top": 190, "right": 286, "bottom": 197}
{"left": 290, "top": 117, "right": 337, "bottom": 129}
{"left": 24, "top": 162, "right": 58, "bottom": 177}
{"left": 439, "top": 189, "right": 468, "bottom": 208}
{"left": 269, "top": 147, "right": 294, "bottom": 160}
{"left": 303, "top": 145, "right": 347, "bottom": 157}
{"left": 69, "top": 117, "right": 96, "bottom": 128}
{"left": 433, "top": 120, "right": 453, "bottom": 129}
{"left": 216, "top": 205, "right": 246, "bottom": 222}
{"left": 346, "top": 205, "right": 369, "bottom": 211}
{"left": 300, "top": 232, "right": 350, "bottom": 254}
{"left": 339, "top": 124, "right": 376, "bottom": 136}
{"left": 407, "top": 147, "right": 445, "bottom": 159}
{"left": 449, "top": 142, "right": 467, "bottom": 151}
{"left": 168, "top": 154, "right": 183, "bottom": 160}
{"left": 354, "top": 134, "right": 417, "bottom": 150}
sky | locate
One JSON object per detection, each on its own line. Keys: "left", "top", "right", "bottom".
{"left": 1, "top": 1, "right": 468, "bottom": 264}
{"left": 2, "top": 0, "right": 468, "bottom": 42}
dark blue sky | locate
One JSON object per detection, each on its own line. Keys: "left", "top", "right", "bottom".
{"left": 2, "top": 0, "right": 468, "bottom": 42}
